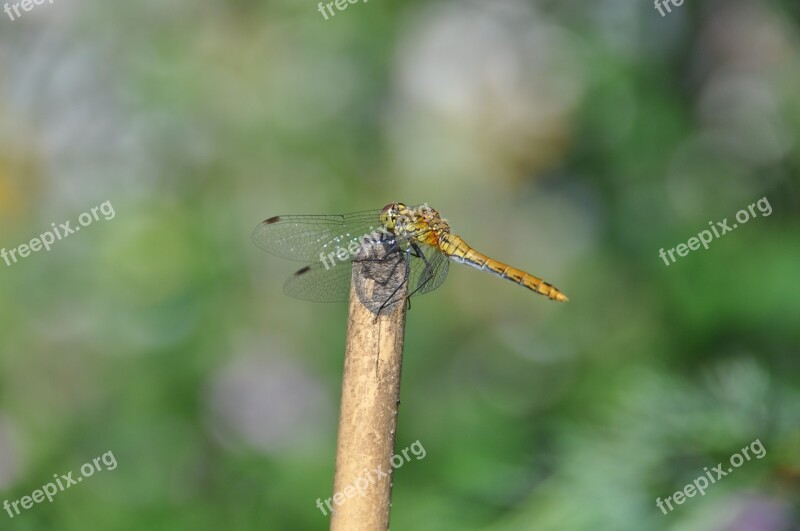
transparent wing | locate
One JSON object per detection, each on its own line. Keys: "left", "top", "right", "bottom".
{"left": 281, "top": 233, "right": 400, "bottom": 302}
{"left": 407, "top": 244, "right": 449, "bottom": 297}
{"left": 283, "top": 240, "right": 449, "bottom": 303}
{"left": 251, "top": 210, "right": 385, "bottom": 263}
{"left": 283, "top": 261, "right": 355, "bottom": 302}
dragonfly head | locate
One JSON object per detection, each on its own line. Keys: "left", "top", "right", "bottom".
{"left": 380, "top": 202, "right": 406, "bottom": 231}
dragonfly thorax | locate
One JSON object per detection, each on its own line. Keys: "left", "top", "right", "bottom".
{"left": 381, "top": 203, "right": 450, "bottom": 247}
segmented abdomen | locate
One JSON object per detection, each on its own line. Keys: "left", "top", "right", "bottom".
{"left": 438, "top": 234, "right": 568, "bottom": 302}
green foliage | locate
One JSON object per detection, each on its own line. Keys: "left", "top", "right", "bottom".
{"left": 0, "top": 0, "right": 798, "bottom": 529}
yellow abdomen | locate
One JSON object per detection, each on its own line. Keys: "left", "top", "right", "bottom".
{"left": 438, "top": 234, "right": 568, "bottom": 302}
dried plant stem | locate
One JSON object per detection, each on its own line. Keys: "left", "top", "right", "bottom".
{"left": 330, "top": 256, "right": 408, "bottom": 531}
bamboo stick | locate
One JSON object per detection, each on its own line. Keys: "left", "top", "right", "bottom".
{"left": 329, "top": 246, "right": 409, "bottom": 531}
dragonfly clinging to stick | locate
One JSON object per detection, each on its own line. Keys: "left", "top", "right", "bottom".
{"left": 252, "top": 202, "right": 568, "bottom": 307}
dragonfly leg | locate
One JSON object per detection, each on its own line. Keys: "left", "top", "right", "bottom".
{"left": 376, "top": 247, "right": 413, "bottom": 315}
{"left": 406, "top": 242, "right": 435, "bottom": 299}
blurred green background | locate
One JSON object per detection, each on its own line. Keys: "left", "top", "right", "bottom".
{"left": 1, "top": 0, "right": 799, "bottom": 530}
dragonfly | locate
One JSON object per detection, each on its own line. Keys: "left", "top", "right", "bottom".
{"left": 252, "top": 202, "right": 568, "bottom": 309}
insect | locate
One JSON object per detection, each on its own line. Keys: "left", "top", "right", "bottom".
{"left": 252, "top": 203, "right": 568, "bottom": 307}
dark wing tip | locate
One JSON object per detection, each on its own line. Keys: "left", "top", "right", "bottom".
{"left": 294, "top": 265, "right": 312, "bottom": 276}
{"left": 264, "top": 216, "right": 281, "bottom": 224}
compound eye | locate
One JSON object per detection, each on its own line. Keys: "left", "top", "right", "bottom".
{"left": 381, "top": 203, "right": 396, "bottom": 216}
